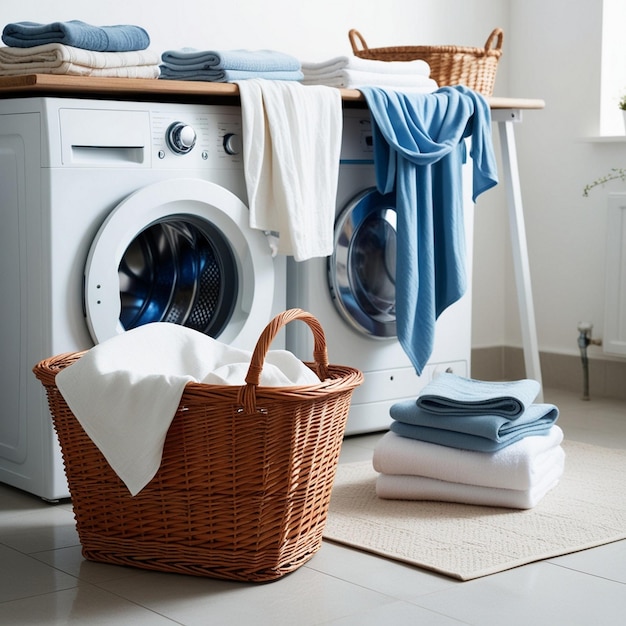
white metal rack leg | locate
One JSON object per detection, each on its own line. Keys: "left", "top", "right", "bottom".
{"left": 492, "top": 108, "right": 543, "bottom": 400}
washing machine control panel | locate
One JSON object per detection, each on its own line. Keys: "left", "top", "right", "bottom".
{"left": 340, "top": 113, "right": 374, "bottom": 162}
{"left": 151, "top": 110, "right": 243, "bottom": 166}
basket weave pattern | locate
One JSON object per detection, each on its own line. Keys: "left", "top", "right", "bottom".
{"left": 349, "top": 28, "right": 503, "bottom": 96}
{"left": 33, "top": 309, "right": 363, "bottom": 582}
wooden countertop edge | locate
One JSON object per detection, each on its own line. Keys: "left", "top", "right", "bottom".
{"left": 0, "top": 74, "right": 546, "bottom": 109}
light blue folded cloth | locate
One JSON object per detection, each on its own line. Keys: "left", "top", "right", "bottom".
{"left": 159, "top": 67, "right": 303, "bottom": 83}
{"left": 160, "top": 48, "right": 301, "bottom": 72}
{"left": 415, "top": 372, "right": 541, "bottom": 417}
{"left": 391, "top": 399, "right": 558, "bottom": 438}
{"left": 2, "top": 20, "right": 150, "bottom": 52}
{"left": 389, "top": 373, "right": 555, "bottom": 451}
{"left": 359, "top": 86, "right": 498, "bottom": 375}
{"left": 390, "top": 404, "right": 559, "bottom": 453}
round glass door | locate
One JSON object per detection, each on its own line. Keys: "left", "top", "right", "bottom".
{"left": 328, "top": 188, "right": 397, "bottom": 338}
{"left": 84, "top": 178, "right": 275, "bottom": 346}
{"left": 117, "top": 215, "right": 237, "bottom": 337}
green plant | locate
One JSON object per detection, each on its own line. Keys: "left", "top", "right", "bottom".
{"left": 583, "top": 167, "right": 626, "bottom": 196}
{"left": 582, "top": 95, "right": 626, "bottom": 196}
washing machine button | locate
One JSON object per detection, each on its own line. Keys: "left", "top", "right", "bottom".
{"left": 223, "top": 132, "right": 242, "bottom": 155}
{"left": 166, "top": 121, "right": 197, "bottom": 154}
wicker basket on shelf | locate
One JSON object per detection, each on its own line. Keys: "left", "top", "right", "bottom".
{"left": 348, "top": 27, "right": 504, "bottom": 96}
{"left": 33, "top": 309, "right": 363, "bottom": 583}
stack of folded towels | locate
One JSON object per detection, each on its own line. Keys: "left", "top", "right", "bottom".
{"left": 0, "top": 20, "right": 159, "bottom": 78}
{"left": 300, "top": 55, "right": 438, "bottom": 92}
{"left": 159, "top": 48, "right": 303, "bottom": 82}
{"left": 373, "top": 372, "right": 564, "bottom": 509}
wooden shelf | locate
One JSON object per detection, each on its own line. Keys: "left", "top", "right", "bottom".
{"left": 0, "top": 74, "right": 545, "bottom": 110}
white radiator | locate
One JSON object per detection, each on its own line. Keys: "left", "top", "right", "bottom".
{"left": 604, "top": 193, "right": 626, "bottom": 356}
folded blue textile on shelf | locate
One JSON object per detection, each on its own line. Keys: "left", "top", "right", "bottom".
{"left": 2, "top": 20, "right": 150, "bottom": 52}
{"left": 359, "top": 86, "right": 498, "bottom": 375}
{"left": 160, "top": 48, "right": 301, "bottom": 72}
{"left": 390, "top": 404, "right": 559, "bottom": 453}
{"left": 159, "top": 67, "right": 303, "bottom": 82}
{"left": 415, "top": 372, "right": 541, "bottom": 417}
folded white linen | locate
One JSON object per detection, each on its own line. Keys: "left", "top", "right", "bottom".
{"left": 373, "top": 427, "right": 564, "bottom": 490}
{"left": 301, "top": 55, "right": 431, "bottom": 76}
{"left": 375, "top": 451, "right": 565, "bottom": 509}
{"left": 235, "top": 79, "right": 342, "bottom": 260}
{"left": 301, "top": 69, "right": 438, "bottom": 91}
{"left": 55, "top": 322, "right": 320, "bottom": 496}
{"left": 0, "top": 43, "right": 160, "bottom": 77}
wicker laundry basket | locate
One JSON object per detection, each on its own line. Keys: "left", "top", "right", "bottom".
{"left": 348, "top": 28, "right": 504, "bottom": 96}
{"left": 33, "top": 309, "right": 363, "bottom": 582}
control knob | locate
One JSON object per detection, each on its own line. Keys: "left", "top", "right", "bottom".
{"left": 166, "top": 122, "right": 197, "bottom": 154}
{"left": 223, "top": 132, "right": 243, "bottom": 155}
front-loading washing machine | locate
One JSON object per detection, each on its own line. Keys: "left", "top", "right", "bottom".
{"left": 287, "top": 107, "right": 473, "bottom": 435}
{"left": 0, "top": 97, "right": 286, "bottom": 500}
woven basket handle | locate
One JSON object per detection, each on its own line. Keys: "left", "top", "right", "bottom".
{"left": 484, "top": 27, "right": 504, "bottom": 53}
{"left": 245, "top": 309, "right": 329, "bottom": 387}
{"left": 348, "top": 29, "right": 369, "bottom": 54}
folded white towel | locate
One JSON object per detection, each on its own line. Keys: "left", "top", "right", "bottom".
{"left": 0, "top": 43, "right": 160, "bottom": 77}
{"left": 376, "top": 450, "right": 565, "bottom": 509}
{"left": 301, "top": 69, "right": 438, "bottom": 92}
{"left": 235, "top": 79, "right": 342, "bottom": 260}
{"left": 373, "top": 427, "right": 565, "bottom": 490}
{"left": 56, "top": 322, "right": 320, "bottom": 495}
{"left": 301, "top": 55, "right": 431, "bottom": 77}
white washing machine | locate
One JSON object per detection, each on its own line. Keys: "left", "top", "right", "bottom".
{"left": 0, "top": 97, "right": 286, "bottom": 500}
{"left": 287, "top": 108, "right": 473, "bottom": 435}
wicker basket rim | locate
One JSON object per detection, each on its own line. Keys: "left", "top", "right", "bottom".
{"left": 32, "top": 309, "right": 364, "bottom": 411}
{"left": 349, "top": 27, "right": 504, "bottom": 59}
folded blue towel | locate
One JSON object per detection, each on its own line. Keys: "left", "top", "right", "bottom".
{"left": 390, "top": 405, "right": 559, "bottom": 452}
{"left": 2, "top": 20, "right": 150, "bottom": 52}
{"left": 159, "top": 67, "right": 303, "bottom": 83}
{"left": 160, "top": 48, "right": 301, "bottom": 72}
{"left": 359, "top": 86, "right": 498, "bottom": 374}
{"left": 391, "top": 398, "right": 558, "bottom": 438}
{"left": 415, "top": 372, "right": 540, "bottom": 417}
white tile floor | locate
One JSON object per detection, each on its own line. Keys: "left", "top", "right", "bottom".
{"left": 1, "top": 387, "right": 625, "bottom": 625}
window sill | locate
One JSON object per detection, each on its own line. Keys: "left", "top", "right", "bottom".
{"left": 582, "top": 135, "right": 626, "bottom": 143}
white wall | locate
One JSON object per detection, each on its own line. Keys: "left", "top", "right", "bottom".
{"left": 505, "top": 0, "right": 619, "bottom": 360}
{"left": 5, "top": 1, "right": 615, "bottom": 361}
{"left": 0, "top": 1, "right": 509, "bottom": 61}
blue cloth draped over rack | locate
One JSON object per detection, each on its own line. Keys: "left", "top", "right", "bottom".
{"left": 359, "top": 85, "right": 498, "bottom": 374}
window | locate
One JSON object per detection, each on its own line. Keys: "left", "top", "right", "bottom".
{"left": 601, "top": 0, "right": 626, "bottom": 135}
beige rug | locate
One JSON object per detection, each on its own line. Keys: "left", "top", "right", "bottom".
{"left": 323, "top": 440, "right": 626, "bottom": 581}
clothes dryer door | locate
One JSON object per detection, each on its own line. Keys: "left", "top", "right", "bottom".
{"left": 328, "top": 187, "right": 398, "bottom": 338}
{"left": 84, "top": 178, "right": 274, "bottom": 348}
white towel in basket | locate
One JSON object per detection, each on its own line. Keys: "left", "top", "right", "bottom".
{"left": 55, "top": 322, "right": 320, "bottom": 495}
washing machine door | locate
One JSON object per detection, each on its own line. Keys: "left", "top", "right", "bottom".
{"left": 328, "top": 187, "right": 397, "bottom": 338}
{"left": 84, "top": 178, "right": 274, "bottom": 347}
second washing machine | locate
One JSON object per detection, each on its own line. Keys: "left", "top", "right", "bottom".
{"left": 287, "top": 108, "right": 473, "bottom": 435}
{"left": 0, "top": 97, "right": 285, "bottom": 500}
